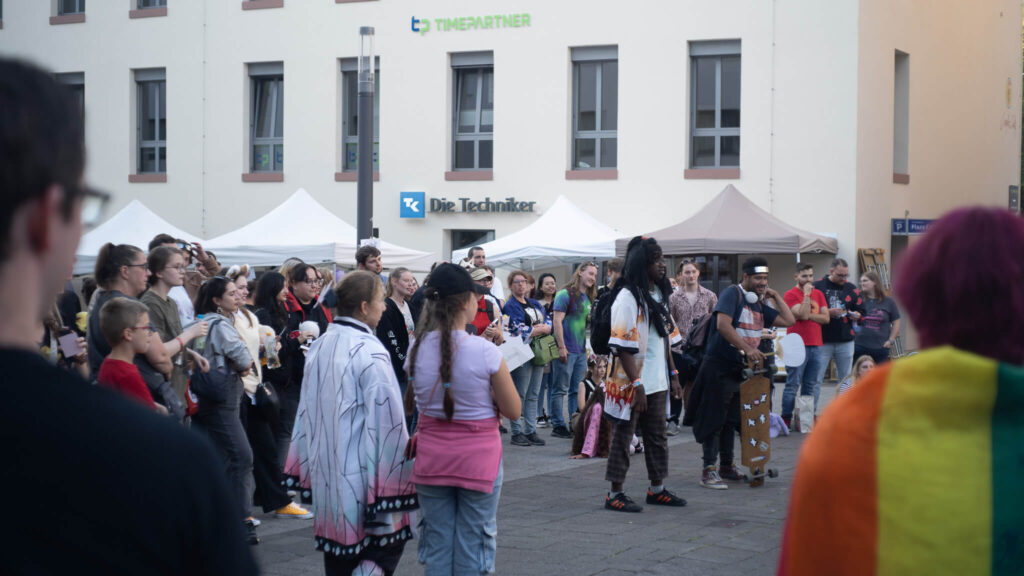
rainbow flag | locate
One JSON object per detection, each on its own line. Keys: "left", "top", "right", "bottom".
{"left": 778, "top": 346, "right": 1024, "bottom": 576}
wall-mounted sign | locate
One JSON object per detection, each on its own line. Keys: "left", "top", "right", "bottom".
{"left": 400, "top": 191, "right": 425, "bottom": 219}
{"left": 891, "top": 218, "right": 935, "bottom": 236}
{"left": 1010, "top": 185, "right": 1020, "bottom": 213}
{"left": 430, "top": 197, "right": 536, "bottom": 214}
{"left": 411, "top": 14, "right": 531, "bottom": 36}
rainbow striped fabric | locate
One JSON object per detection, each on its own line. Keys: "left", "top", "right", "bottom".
{"left": 778, "top": 346, "right": 1023, "bottom": 576}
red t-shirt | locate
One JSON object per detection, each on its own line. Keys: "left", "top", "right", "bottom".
{"left": 783, "top": 286, "right": 827, "bottom": 347}
{"left": 97, "top": 358, "right": 157, "bottom": 409}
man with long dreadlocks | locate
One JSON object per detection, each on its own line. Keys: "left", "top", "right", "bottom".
{"left": 603, "top": 236, "right": 688, "bottom": 512}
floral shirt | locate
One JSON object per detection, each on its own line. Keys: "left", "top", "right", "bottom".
{"left": 668, "top": 286, "right": 718, "bottom": 347}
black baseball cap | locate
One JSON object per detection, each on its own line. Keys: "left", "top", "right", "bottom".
{"left": 425, "top": 263, "right": 490, "bottom": 298}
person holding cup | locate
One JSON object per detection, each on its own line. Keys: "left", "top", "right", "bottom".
{"left": 141, "top": 245, "right": 208, "bottom": 405}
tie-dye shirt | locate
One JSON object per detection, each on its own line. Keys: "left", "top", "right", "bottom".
{"left": 553, "top": 289, "right": 591, "bottom": 354}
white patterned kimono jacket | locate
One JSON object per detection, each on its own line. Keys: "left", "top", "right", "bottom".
{"left": 285, "top": 317, "right": 418, "bottom": 560}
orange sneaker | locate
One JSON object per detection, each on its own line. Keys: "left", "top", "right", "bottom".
{"left": 275, "top": 502, "right": 313, "bottom": 519}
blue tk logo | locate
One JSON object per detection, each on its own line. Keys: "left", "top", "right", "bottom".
{"left": 400, "top": 192, "right": 425, "bottom": 219}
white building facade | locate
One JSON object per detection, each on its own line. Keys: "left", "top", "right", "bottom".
{"left": 0, "top": 0, "right": 1020, "bottom": 278}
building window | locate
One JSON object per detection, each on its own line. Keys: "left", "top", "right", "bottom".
{"left": 571, "top": 46, "right": 617, "bottom": 170}
{"left": 893, "top": 50, "right": 909, "bottom": 181}
{"left": 690, "top": 40, "right": 741, "bottom": 169}
{"left": 59, "top": 0, "right": 85, "bottom": 15}
{"left": 249, "top": 62, "right": 283, "bottom": 173}
{"left": 135, "top": 69, "right": 166, "bottom": 174}
{"left": 451, "top": 52, "right": 493, "bottom": 171}
{"left": 138, "top": 0, "right": 167, "bottom": 7}
{"left": 341, "top": 58, "right": 379, "bottom": 173}
{"left": 56, "top": 72, "right": 85, "bottom": 132}
{"left": 451, "top": 229, "right": 494, "bottom": 256}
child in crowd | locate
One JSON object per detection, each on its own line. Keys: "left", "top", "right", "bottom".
{"left": 571, "top": 356, "right": 612, "bottom": 459}
{"left": 96, "top": 297, "right": 166, "bottom": 414}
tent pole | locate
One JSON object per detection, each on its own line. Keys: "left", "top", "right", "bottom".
{"left": 796, "top": 253, "right": 801, "bottom": 263}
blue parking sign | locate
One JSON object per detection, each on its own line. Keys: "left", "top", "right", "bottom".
{"left": 400, "top": 191, "right": 426, "bottom": 219}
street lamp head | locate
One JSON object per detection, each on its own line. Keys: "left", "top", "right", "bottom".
{"left": 358, "top": 26, "right": 376, "bottom": 84}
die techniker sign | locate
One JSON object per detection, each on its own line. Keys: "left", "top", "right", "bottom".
{"left": 430, "top": 197, "right": 537, "bottom": 214}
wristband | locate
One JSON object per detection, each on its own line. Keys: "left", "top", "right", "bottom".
{"left": 632, "top": 379, "right": 643, "bottom": 386}
{"left": 670, "top": 369, "right": 679, "bottom": 377}
{"left": 176, "top": 337, "right": 184, "bottom": 351}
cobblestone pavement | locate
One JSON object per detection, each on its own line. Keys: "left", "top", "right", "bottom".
{"left": 253, "top": 380, "right": 836, "bottom": 575}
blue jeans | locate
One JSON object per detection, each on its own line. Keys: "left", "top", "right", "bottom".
{"left": 510, "top": 363, "right": 543, "bottom": 435}
{"left": 550, "top": 352, "right": 587, "bottom": 428}
{"left": 817, "top": 340, "right": 855, "bottom": 397}
{"left": 537, "top": 369, "right": 551, "bottom": 418}
{"left": 781, "top": 345, "right": 823, "bottom": 418}
{"left": 416, "top": 464, "right": 503, "bottom": 576}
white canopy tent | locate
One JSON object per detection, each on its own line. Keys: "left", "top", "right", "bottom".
{"left": 204, "top": 188, "right": 436, "bottom": 271}
{"left": 75, "top": 200, "right": 198, "bottom": 275}
{"left": 450, "top": 195, "right": 621, "bottom": 268}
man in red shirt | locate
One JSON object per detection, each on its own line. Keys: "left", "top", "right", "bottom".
{"left": 781, "top": 263, "right": 829, "bottom": 427}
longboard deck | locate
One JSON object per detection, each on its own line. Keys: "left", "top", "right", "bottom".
{"left": 740, "top": 370, "right": 772, "bottom": 486}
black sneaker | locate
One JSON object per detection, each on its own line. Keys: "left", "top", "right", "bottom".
{"left": 499, "top": 424, "right": 508, "bottom": 434}
{"left": 510, "top": 433, "right": 531, "bottom": 446}
{"left": 646, "top": 488, "right": 687, "bottom": 507}
{"left": 244, "top": 519, "right": 260, "bottom": 545}
{"left": 605, "top": 492, "right": 643, "bottom": 513}
{"left": 551, "top": 426, "right": 572, "bottom": 439}
{"left": 526, "top": 432, "right": 546, "bottom": 446}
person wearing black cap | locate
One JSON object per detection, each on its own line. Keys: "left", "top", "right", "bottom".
{"left": 684, "top": 256, "right": 794, "bottom": 490}
{"left": 405, "top": 263, "right": 521, "bottom": 574}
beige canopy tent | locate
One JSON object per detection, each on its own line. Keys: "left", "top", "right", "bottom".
{"left": 616, "top": 184, "right": 838, "bottom": 256}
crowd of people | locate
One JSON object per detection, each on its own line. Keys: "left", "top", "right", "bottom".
{"left": 5, "top": 56, "right": 1022, "bottom": 576}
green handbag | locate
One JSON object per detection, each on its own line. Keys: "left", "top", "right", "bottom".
{"left": 530, "top": 334, "right": 559, "bottom": 366}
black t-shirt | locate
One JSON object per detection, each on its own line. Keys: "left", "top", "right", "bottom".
{"left": 704, "top": 285, "right": 780, "bottom": 366}
{"left": 87, "top": 289, "right": 128, "bottom": 377}
{"left": 0, "top": 348, "right": 257, "bottom": 575}
{"left": 813, "top": 276, "right": 865, "bottom": 343}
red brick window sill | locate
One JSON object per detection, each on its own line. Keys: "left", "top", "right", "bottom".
{"left": 242, "top": 173, "right": 284, "bottom": 182}
{"left": 129, "top": 7, "right": 168, "bottom": 19}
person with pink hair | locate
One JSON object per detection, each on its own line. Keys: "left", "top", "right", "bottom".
{"left": 778, "top": 207, "right": 1024, "bottom": 576}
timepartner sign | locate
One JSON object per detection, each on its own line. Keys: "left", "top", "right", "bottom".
{"left": 411, "top": 14, "right": 531, "bottom": 36}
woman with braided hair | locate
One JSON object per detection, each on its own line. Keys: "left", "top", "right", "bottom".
{"left": 405, "top": 263, "right": 520, "bottom": 575}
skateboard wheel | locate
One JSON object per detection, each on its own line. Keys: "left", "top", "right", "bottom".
{"left": 767, "top": 469, "right": 779, "bottom": 478}
{"left": 741, "top": 368, "right": 753, "bottom": 380}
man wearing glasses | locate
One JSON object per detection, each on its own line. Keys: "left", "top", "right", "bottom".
{"left": 812, "top": 258, "right": 865, "bottom": 404}
{"left": 0, "top": 58, "right": 256, "bottom": 573}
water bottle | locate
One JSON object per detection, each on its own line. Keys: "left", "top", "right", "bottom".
{"left": 193, "top": 314, "right": 207, "bottom": 350}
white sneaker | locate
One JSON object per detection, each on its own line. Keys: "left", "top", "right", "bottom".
{"left": 666, "top": 422, "right": 681, "bottom": 437}
{"left": 701, "top": 467, "right": 728, "bottom": 490}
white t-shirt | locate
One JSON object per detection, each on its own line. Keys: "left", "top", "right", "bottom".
{"left": 169, "top": 285, "right": 194, "bottom": 326}
{"left": 398, "top": 299, "right": 415, "bottom": 335}
{"left": 639, "top": 291, "right": 669, "bottom": 395}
